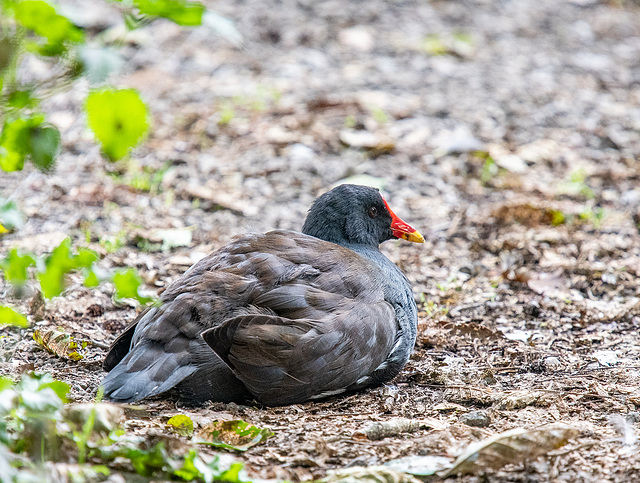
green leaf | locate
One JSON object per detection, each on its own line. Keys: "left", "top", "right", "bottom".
{"left": 39, "top": 380, "right": 70, "bottom": 402}
{"left": 78, "top": 46, "right": 125, "bottom": 84}
{"left": 0, "top": 248, "right": 36, "bottom": 285}
{"left": 37, "top": 238, "right": 74, "bottom": 298}
{"left": 85, "top": 88, "right": 150, "bottom": 161}
{"left": 0, "top": 377, "right": 13, "bottom": 393}
{"left": 19, "top": 386, "right": 64, "bottom": 412}
{"left": 0, "top": 115, "right": 55, "bottom": 172}
{"left": 13, "top": 0, "right": 84, "bottom": 55}
{"left": 7, "top": 90, "right": 39, "bottom": 110}
{"left": 0, "top": 34, "right": 18, "bottom": 73}
{"left": 219, "top": 462, "right": 246, "bottom": 483}
{"left": 0, "top": 199, "right": 25, "bottom": 231}
{"left": 112, "top": 268, "right": 153, "bottom": 305}
{"left": 173, "top": 449, "right": 201, "bottom": 480}
{"left": 0, "top": 117, "right": 35, "bottom": 172}
{"left": 123, "top": 442, "right": 170, "bottom": 476}
{"left": 167, "top": 414, "right": 194, "bottom": 437}
{"left": 29, "top": 124, "right": 60, "bottom": 172}
{"left": 84, "top": 269, "right": 99, "bottom": 287}
{"left": 74, "top": 247, "right": 99, "bottom": 268}
{"left": 133, "top": 0, "right": 205, "bottom": 26}
{"left": 36, "top": 239, "right": 99, "bottom": 298}
{"left": 0, "top": 306, "right": 29, "bottom": 328}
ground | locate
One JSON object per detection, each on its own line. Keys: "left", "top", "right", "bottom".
{"left": 2, "top": 0, "right": 640, "bottom": 481}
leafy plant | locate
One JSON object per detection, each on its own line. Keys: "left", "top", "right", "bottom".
{"left": 0, "top": 248, "right": 35, "bottom": 286}
{"left": 99, "top": 230, "right": 127, "bottom": 253}
{"left": 579, "top": 206, "right": 606, "bottom": 228}
{"left": 558, "top": 169, "right": 595, "bottom": 199}
{"left": 36, "top": 238, "right": 99, "bottom": 298}
{"left": 0, "top": 237, "right": 157, "bottom": 306}
{"left": 107, "top": 160, "right": 171, "bottom": 193}
{"left": 0, "top": 0, "right": 212, "bottom": 171}
{"left": 368, "top": 105, "right": 388, "bottom": 124}
{"left": 0, "top": 373, "right": 248, "bottom": 482}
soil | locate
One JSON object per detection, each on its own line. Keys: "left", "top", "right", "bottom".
{"left": 2, "top": 0, "right": 640, "bottom": 481}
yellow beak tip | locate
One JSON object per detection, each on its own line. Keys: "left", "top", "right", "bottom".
{"left": 404, "top": 231, "right": 425, "bottom": 243}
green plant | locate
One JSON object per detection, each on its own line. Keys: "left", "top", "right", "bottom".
{"left": 0, "top": 306, "right": 28, "bottom": 327}
{"left": 0, "top": 373, "right": 248, "bottom": 482}
{"left": 558, "top": 169, "right": 595, "bottom": 199}
{"left": 424, "top": 300, "right": 448, "bottom": 317}
{"left": 422, "top": 34, "right": 448, "bottom": 56}
{"left": 99, "top": 230, "right": 127, "bottom": 253}
{"left": 368, "top": 105, "right": 388, "bottom": 124}
{"left": 480, "top": 156, "right": 498, "bottom": 186}
{"left": 344, "top": 115, "right": 357, "bottom": 129}
{"left": 0, "top": 237, "right": 157, "bottom": 305}
{"left": 579, "top": 206, "right": 606, "bottom": 228}
{"left": 216, "top": 86, "right": 281, "bottom": 125}
{"left": 0, "top": 0, "right": 212, "bottom": 172}
{"left": 108, "top": 160, "right": 171, "bottom": 193}
{"left": 0, "top": 198, "right": 25, "bottom": 233}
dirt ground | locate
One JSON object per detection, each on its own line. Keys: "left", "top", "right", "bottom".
{"left": 2, "top": 0, "right": 640, "bottom": 481}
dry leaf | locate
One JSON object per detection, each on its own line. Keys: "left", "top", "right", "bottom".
{"left": 527, "top": 270, "right": 570, "bottom": 297}
{"left": 442, "top": 423, "right": 579, "bottom": 476}
{"left": 322, "top": 466, "right": 422, "bottom": 483}
{"left": 33, "top": 329, "right": 88, "bottom": 361}
{"left": 385, "top": 455, "right": 453, "bottom": 477}
{"left": 196, "top": 419, "right": 273, "bottom": 451}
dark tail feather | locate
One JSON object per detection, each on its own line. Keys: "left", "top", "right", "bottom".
{"left": 101, "top": 343, "right": 197, "bottom": 402}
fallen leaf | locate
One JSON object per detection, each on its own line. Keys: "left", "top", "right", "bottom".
{"left": 385, "top": 455, "right": 453, "bottom": 477}
{"left": 196, "top": 420, "right": 273, "bottom": 452}
{"left": 33, "top": 329, "right": 88, "bottom": 360}
{"left": 322, "top": 466, "right": 422, "bottom": 483}
{"left": 527, "top": 270, "right": 570, "bottom": 297}
{"left": 442, "top": 423, "right": 579, "bottom": 476}
{"left": 339, "top": 129, "right": 395, "bottom": 153}
{"left": 167, "top": 414, "right": 195, "bottom": 437}
{"left": 496, "top": 390, "right": 550, "bottom": 410}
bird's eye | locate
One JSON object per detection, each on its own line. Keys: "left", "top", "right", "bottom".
{"left": 368, "top": 206, "right": 379, "bottom": 218}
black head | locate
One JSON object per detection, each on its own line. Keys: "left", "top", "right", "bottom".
{"left": 301, "top": 184, "right": 423, "bottom": 247}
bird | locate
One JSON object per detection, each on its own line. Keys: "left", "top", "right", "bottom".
{"left": 101, "top": 184, "right": 424, "bottom": 405}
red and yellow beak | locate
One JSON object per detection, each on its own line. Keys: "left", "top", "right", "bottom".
{"left": 382, "top": 197, "right": 425, "bottom": 243}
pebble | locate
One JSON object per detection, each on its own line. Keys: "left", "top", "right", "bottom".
{"left": 459, "top": 410, "right": 491, "bottom": 428}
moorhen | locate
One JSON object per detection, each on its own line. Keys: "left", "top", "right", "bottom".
{"left": 101, "top": 184, "right": 424, "bottom": 405}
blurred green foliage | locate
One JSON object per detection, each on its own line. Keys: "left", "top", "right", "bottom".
{"left": 112, "top": 267, "right": 154, "bottom": 305}
{"left": 0, "top": 0, "right": 207, "bottom": 171}
{"left": 0, "top": 373, "right": 247, "bottom": 481}
{"left": 0, "top": 306, "right": 28, "bottom": 327}
{"left": 0, "top": 237, "right": 157, "bottom": 306}
{"left": 85, "top": 88, "right": 150, "bottom": 162}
